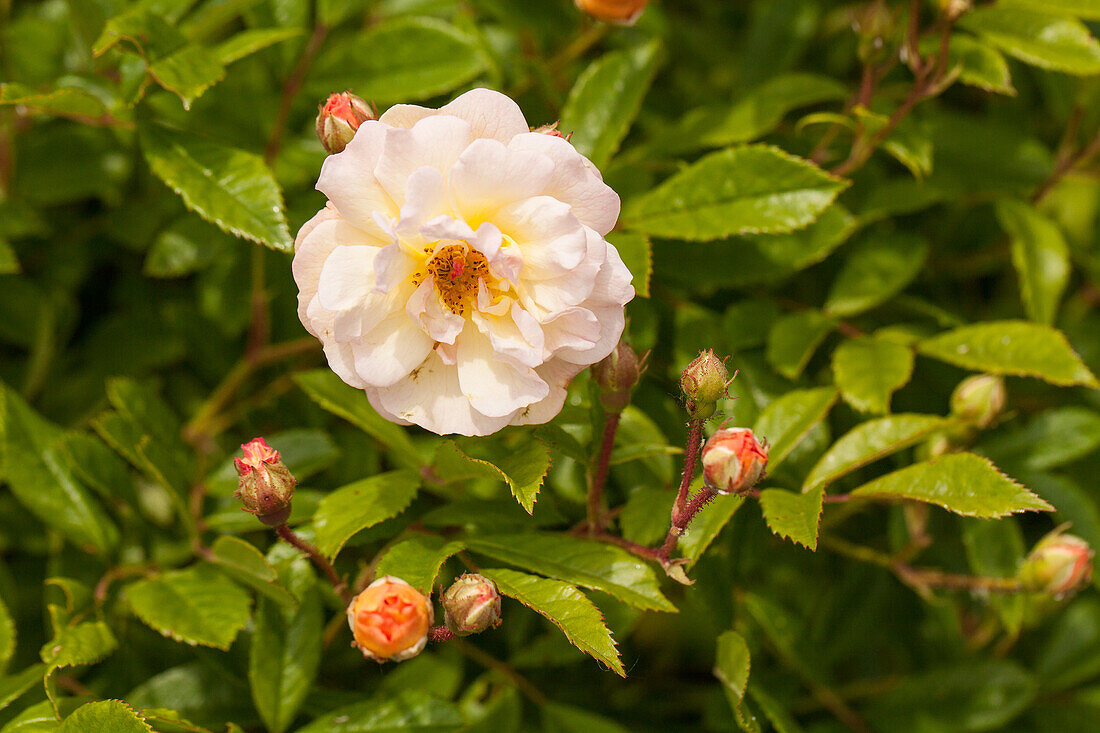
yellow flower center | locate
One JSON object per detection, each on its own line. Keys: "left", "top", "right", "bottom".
{"left": 410, "top": 243, "right": 492, "bottom": 316}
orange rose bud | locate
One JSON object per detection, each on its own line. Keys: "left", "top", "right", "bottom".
{"left": 1019, "top": 529, "right": 1094, "bottom": 599}
{"left": 701, "top": 427, "right": 768, "bottom": 495}
{"left": 316, "top": 91, "right": 376, "bottom": 154}
{"left": 233, "top": 437, "right": 296, "bottom": 526}
{"left": 347, "top": 576, "right": 433, "bottom": 662}
{"left": 574, "top": 0, "right": 650, "bottom": 25}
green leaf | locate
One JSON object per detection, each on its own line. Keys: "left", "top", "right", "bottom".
{"left": 960, "top": 7, "right": 1100, "bottom": 75}
{"left": 561, "top": 40, "right": 662, "bottom": 169}
{"left": 125, "top": 565, "right": 252, "bottom": 650}
{"left": 925, "top": 34, "right": 1014, "bottom": 95}
{"left": 671, "top": 73, "right": 848, "bottom": 152}
{"left": 466, "top": 533, "right": 676, "bottom": 612}
{"left": 479, "top": 568, "right": 623, "bottom": 676}
{"left": 543, "top": 702, "right": 631, "bottom": 733}
{"left": 753, "top": 387, "right": 839, "bottom": 471}
{"left": 0, "top": 594, "right": 12, "bottom": 672}
{"left": 294, "top": 370, "right": 422, "bottom": 468}
{"left": 311, "top": 471, "right": 420, "bottom": 560}
{"left": 207, "top": 536, "right": 297, "bottom": 608}
{"left": 1002, "top": 0, "right": 1100, "bottom": 19}
{"left": 759, "top": 487, "right": 824, "bottom": 549}
{"left": 139, "top": 123, "right": 292, "bottom": 251}
{"left": 997, "top": 199, "right": 1070, "bottom": 325}
{"left": 40, "top": 620, "right": 116, "bottom": 669}
{"left": 825, "top": 234, "right": 928, "bottom": 317}
{"left": 1, "top": 384, "right": 119, "bottom": 553}
{"left": 622, "top": 145, "right": 848, "bottom": 240}
{"left": 804, "top": 414, "right": 953, "bottom": 492}
{"left": 832, "top": 337, "right": 915, "bottom": 414}
{"left": 748, "top": 686, "right": 805, "bottom": 733}
{"left": 374, "top": 535, "right": 465, "bottom": 594}
{"left": 851, "top": 452, "right": 1052, "bottom": 517}
{"left": 0, "top": 238, "right": 17, "bottom": 275}
{"left": 308, "top": 18, "right": 488, "bottom": 105}
{"left": 867, "top": 661, "right": 1035, "bottom": 731}
{"left": 296, "top": 690, "right": 463, "bottom": 733}
{"left": 714, "top": 630, "right": 751, "bottom": 703}
{"left": 679, "top": 489, "right": 746, "bottom": 567}
{"left": 606, "top": 231, "right": 651, "bottom": 297}
{"left": 215, "top": 28, "right": 303, "bottom": 65}
{"left": 59, "top": 701, "right": 152, "bottom": 733}
{"left": 0, "top": 664, "right": 49, "bottom": 713}
{"left": 93, "top": 8, "right": 184, "bottom": 59}
{"left": 917, "top": 321, "right": 1098, "bottom": 387}
{"left": 0, "top": 83, "right": 107, "bottom": 118}
{"left": 985, "top": 406, "right": 1100, "bottom": 470}
{"left": 144, "top": 216, "right": 231, "bottom": 278}
{"left": 431, "top": 438, "right": 549, "bottom": 513}
{"left": 765, "top": 310, "right": 835, "bottom": 380}
{"left": 248, "top": 590, "right": 322, "bottom": 733}
{"left": 147, "top": 45, "right": 225, "bottom": 110}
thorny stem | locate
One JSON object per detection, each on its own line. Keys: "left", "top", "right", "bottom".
{"left": 275, "top": 524, "right": 352, "bottom": 603}
{"left": 586, "top": 411, "right": 622, "bottom": 532}
{"left": 828, "top": 4, "right": 958, "bottom": 178}
{"left": 824, "top": 536, "right": 1025, "bottom": 597}
{"left": 653, "top": 419, "right": 706, "bottom": 561}
{"left": 182, "top": 337, "right": 319, "bottom": 446}
{"left": 265, "top": 23, "right": 330, "bottom": 164}
{"left": 246, "top": 247, "right": 269, "bottom": 361}
{"left": 1031, "top": 129, "right": 1100, "bottom": 204}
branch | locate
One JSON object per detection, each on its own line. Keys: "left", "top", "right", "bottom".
{"left": 586, "top": 411, "right": 622, "bottom": 532}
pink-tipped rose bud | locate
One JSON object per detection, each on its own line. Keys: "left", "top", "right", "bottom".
{"left": 591, "top": 341, "right": 647, "bottom": 412}
{"left": 574, "top": 0, "right": 650, "bottom": 25}
{"left": 950, "top": 374, "right": 1006, "bottom": 430}
{"left": 315, "top": 91, "right": 376, "bottom": 154}
{"left": 702, "top": 427, "right": 768, "bottom": 495}
{"left": 233, "top": 437, "right": 296, "bottom": 526}
{"left": 347, "top": 576, "right": 432, "bottom": 662}
{"left": 1019, "top": 529, "right": 1094, "bottom": 598}
{"left": 680, "top": 349, "right": 732, "bottom": 420}
{"left": 441, "top": 574, "right": 502, "bottom": 636}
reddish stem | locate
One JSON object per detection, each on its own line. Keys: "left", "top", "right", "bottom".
{"left": 587, "top": 411, "right": 622, "bottom": 531}
{"left": 429, "top": 626, "right": 456, "bottom": 643}
{"left": 672, "top": 419, "right": 704, "bottom": 523}
{"left": 275, "top": 524, "right": 351, "bottom": 603}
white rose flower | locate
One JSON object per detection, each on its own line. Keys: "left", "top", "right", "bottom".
{"left": 293, "top": 88, "right": 634, "bottom": 436}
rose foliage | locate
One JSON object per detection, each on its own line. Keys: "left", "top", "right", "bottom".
{"left": 2, "top": 0, "right": 1100, "bottom": 731}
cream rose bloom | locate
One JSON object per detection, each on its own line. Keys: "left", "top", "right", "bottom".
{"left": 293, "top": 88, "right": 634, "bottom": 436}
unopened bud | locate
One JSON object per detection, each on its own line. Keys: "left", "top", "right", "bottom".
{"left": 233, "top": 437, "right": 296, "bottom": 526}
{"left": 680, "top": 349, "right": 732, "bottom": 420}
{"left": 701, "top": 428, "right": 768, "bottom": 495}
{"left": 591, "top": 341, "right": 646, "bottom": 412}
{"left": 441, "top": 574, "right": 502, "bottom": 636}
{"left": 316, "top": 91, "right": 376, "bottom": 154}
{"left": 347, "top": 576, "right": 432, "bottom": 662}
{"left": 573, "top": 0, "right": 650, "bottom": 25}
{"left": 1019, "top": 529, "right": 1094, "bottom": 598}
{"left": 950, "top": 374, "right": 1005, "bottom": 430}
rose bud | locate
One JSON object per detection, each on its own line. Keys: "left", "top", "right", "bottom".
{"left": 680, "top": 349, "right": 733, "bottom": 420}
{"left": 950, "top": 374, "right": 1006, "bottom": 430}
{"left": 441, "top": 574, "right": 503, "bottom": 636}
{"left": 574, "top": 0, "right": 650, "bottom": 25}
{"left": 315, "top": 91, "right": 376, "bottom": 154}
{"left": 701, "top": 427, "right": 768, "bottom": 495}
{"left": 591, "top": 341, "right": 646, "bottom": 413}
{"left": 531, "top": 121, "right": 568, "bottom": 139}
{"left": 1019, "top": 530, "right": 1094, "bottom": 598}
{"left": 347, "top": 576, "right": 433, "bottom": 662}
{"left": 233, "top": 437, "right": 296, "bottom": 526}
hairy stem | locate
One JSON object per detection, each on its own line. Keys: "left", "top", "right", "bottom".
{"left": 586, "top": 411, "right": 622, "bottom": 532}
{"left": 275, "top": 524, "right": 351, "bottom": 603}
